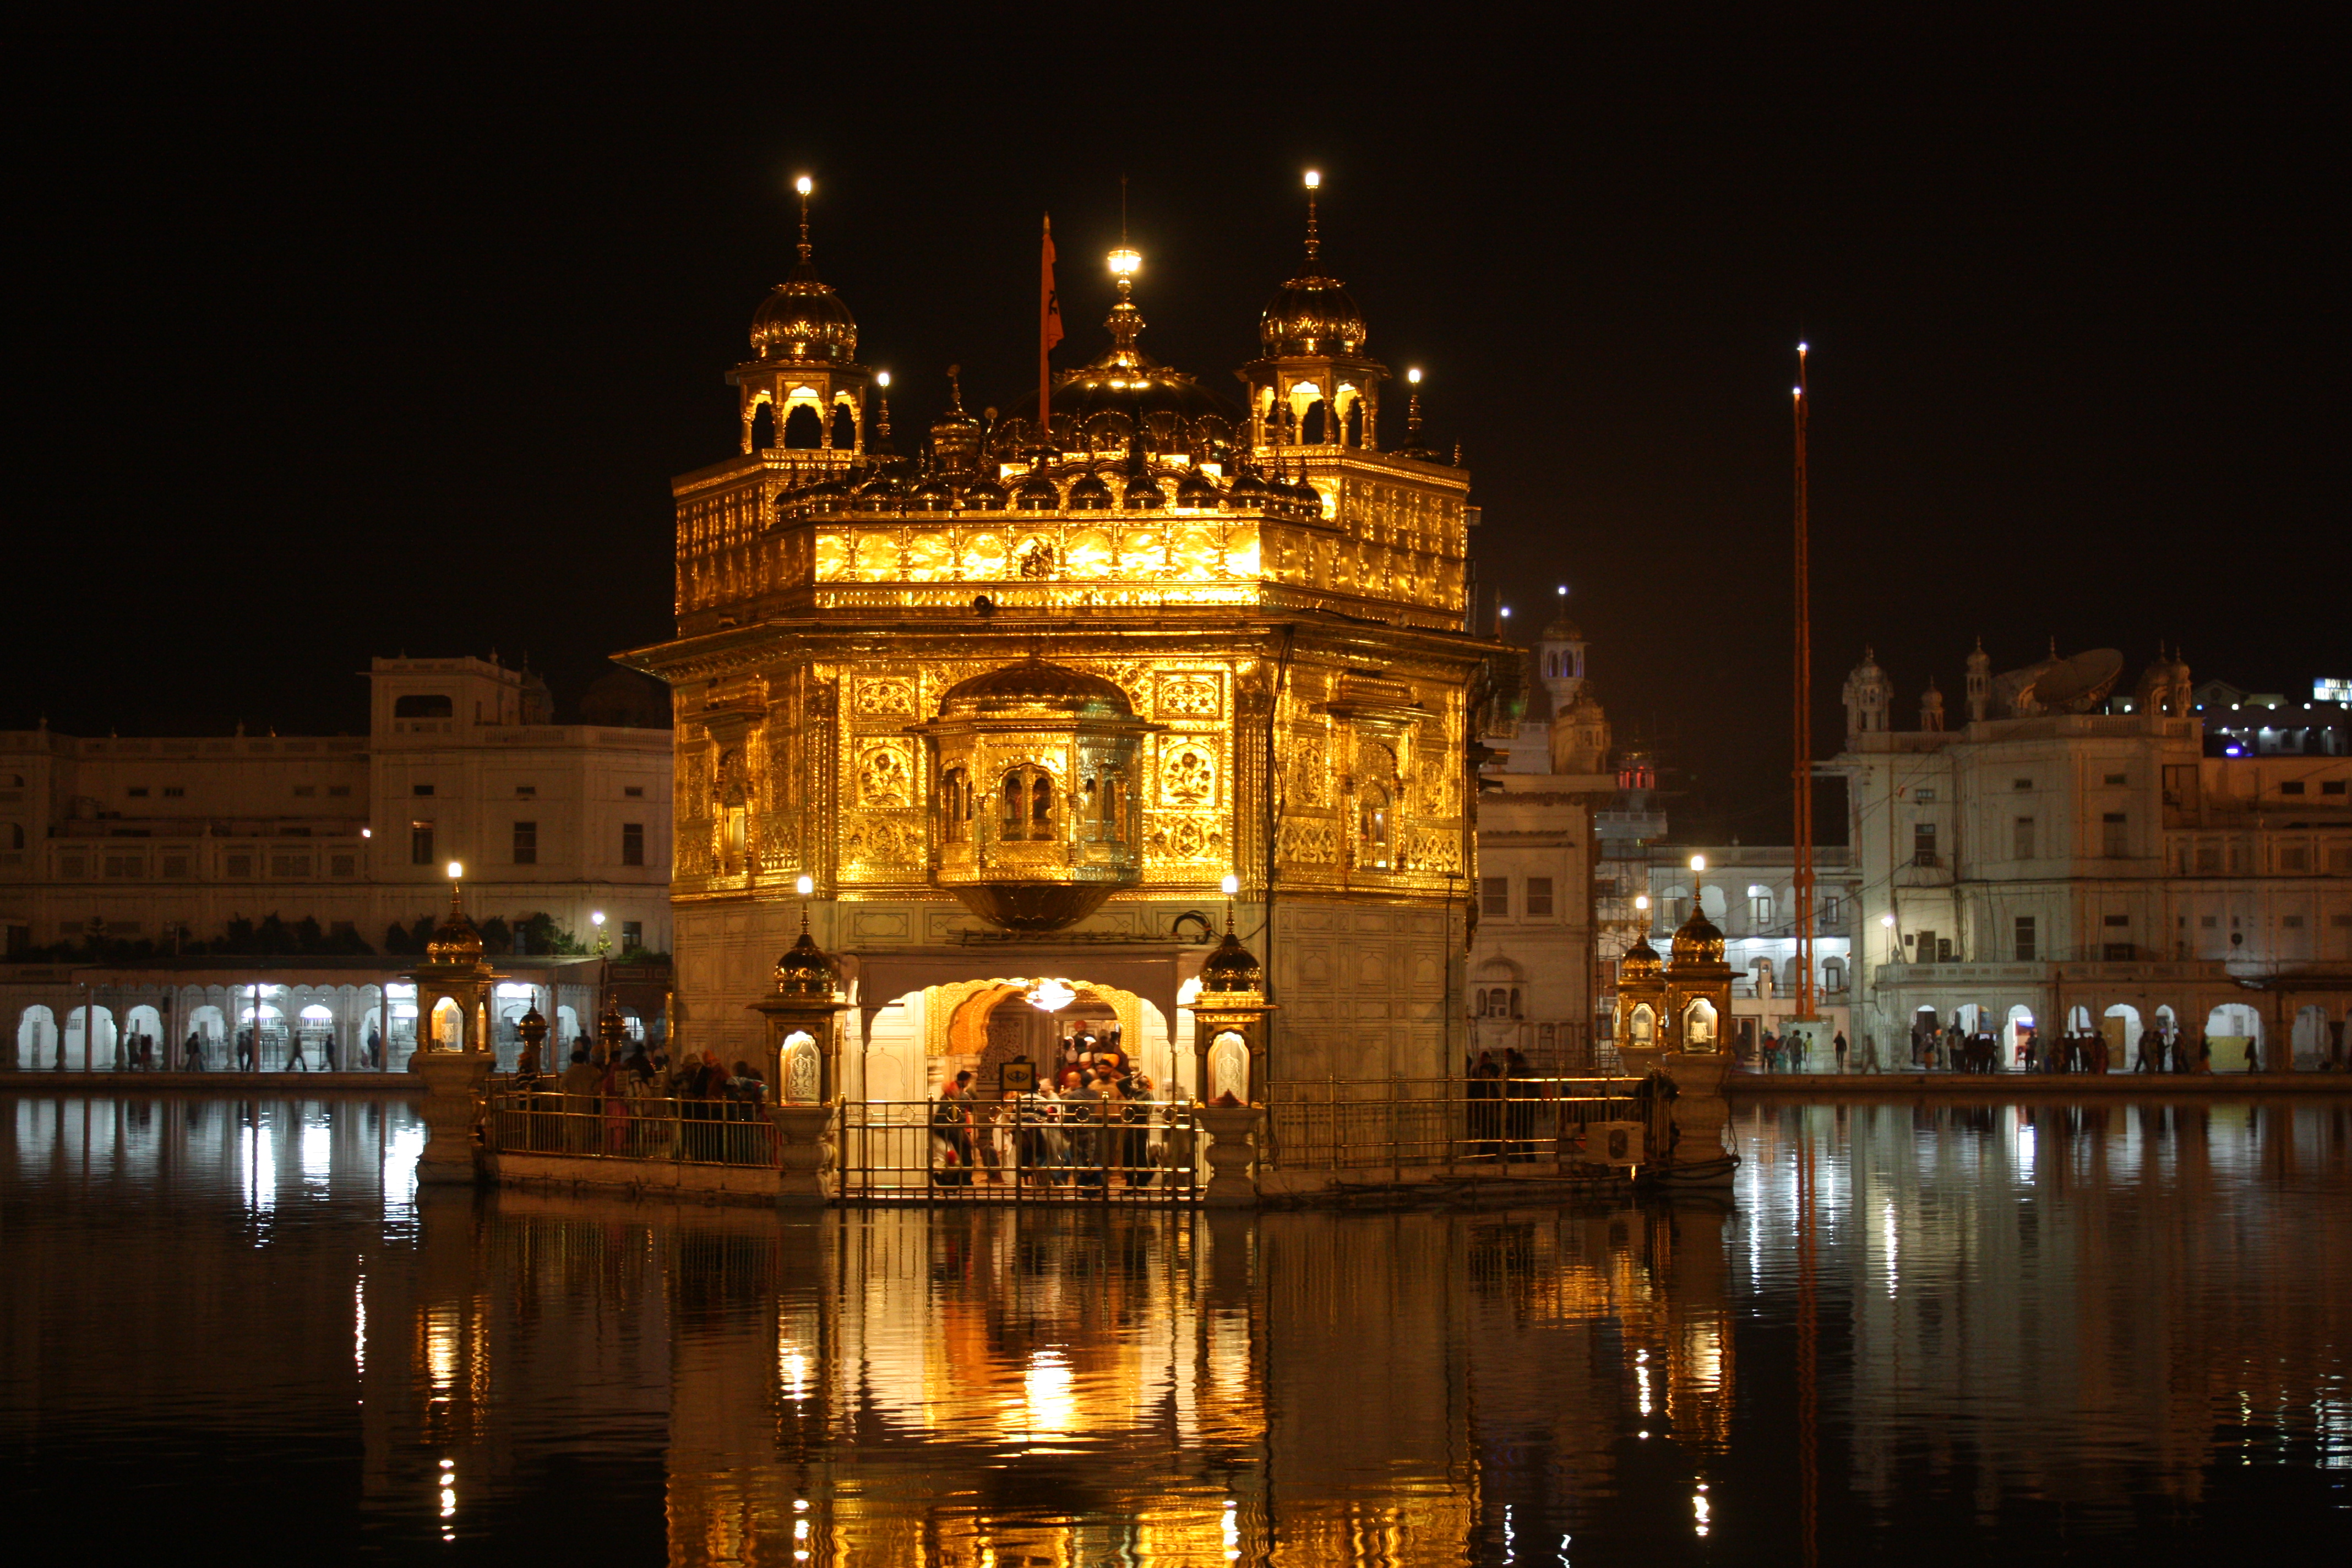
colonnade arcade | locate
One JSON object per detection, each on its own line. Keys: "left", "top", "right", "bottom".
{"left": 8, "top": 971, "right": 615, "bottom": 1072}
{"left": 1891, "top": 982, "right": 2352, "bottom": 1071}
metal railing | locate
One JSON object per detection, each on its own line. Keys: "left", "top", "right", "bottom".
{"left": 1265, "top": 1077, "right": 1648, "bottom": 1172}
{"left": 487, "top": 1088, "right": 778, "bottom": 1169}
{"left": 838, "top": 1096, "right": 1199, "bottom": 1204}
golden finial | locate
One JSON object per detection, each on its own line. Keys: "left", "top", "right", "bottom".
{"left": 874, "top": 369, "right": 892, "bottom": 448}
{"left": 794, "top": 175, "right": 814, "bottom": 263}
{"left": 1405, "top": 367, "right": 1425, "bottom": 449}
{"left": 947, "top": 363, "right": 964, "bottom": 412}
{"left": 1302, "top": 169, "right": 1321, "bottom": 265}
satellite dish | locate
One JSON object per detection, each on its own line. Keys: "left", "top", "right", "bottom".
{"left": 2030, "top": 649, "right": 2125, "bottom": 712}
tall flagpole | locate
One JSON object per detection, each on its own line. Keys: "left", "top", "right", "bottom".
{"left": 1039, "top": 214, "right": 1061, "bottom": 457}
{"left": 1793, "top": 343, "right": 1816, "bottom": 1023}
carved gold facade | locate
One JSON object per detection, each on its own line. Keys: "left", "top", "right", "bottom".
{"left": 633, "top": 177, "right": 1498, "bottom": 1086}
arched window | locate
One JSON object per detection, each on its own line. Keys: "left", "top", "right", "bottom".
{"left": 999, "top": 766, "right": 1055, "bottom": 842}
{"left": 1099, "top": 770, "right": 1123, "bottom": 842}
{"left": 1001, "top": 773, "right": 1025, "bottom": 839}
{"left": 940, "top": 768, "right": 970, "bottom": 842}
{"left": 1358, "top": 783, "right": 1391, "bottom": 868}
{"left": 1629, "top": 1004, "right": 1656, "bottom": 1044}
{"left": 782, "top": 402, "right": 824, "bottom": 449}
{"left": 393, "top": 693, "right": 453, "bottom": 718}
{"left": 749, "top": 401, "right": 777, "bottom": 450}
{"left": 830, "top": 402, "right": 858, "bottom": 449}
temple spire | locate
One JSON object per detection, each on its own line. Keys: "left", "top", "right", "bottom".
{"left": 794, "top": 175, "right": 814, "bottom": 264}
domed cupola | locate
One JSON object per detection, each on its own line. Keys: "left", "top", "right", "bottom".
{"left": 911, "top": 658, "right": 1164, "bottom": 932}
{"left": 749, "top": 180, "right": 857, "bottom": 365}
{"left": 1258, "top": 179, "right": 1368, "bottom": 358}
{"left": 1669, "top": 904, "right": 1725, "bottom": 969}
{"left": 727, "top": 177, "right": 877, "bottom": 459}
{"left": 426, "top": 900, "right": 484, "bottom": 963}
{"left": 1199, "top": 928, "right": 1264, "bottom": 995}
{"left": 1241, "top": 172, "right": 1390, "bottom": 453}
{"left": 772, "top": 929, "right": 839, "bottom": 998}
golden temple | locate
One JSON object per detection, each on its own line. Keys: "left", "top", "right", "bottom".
{"left": 631, "top": 174, "right": 1501, "bottom": 1099}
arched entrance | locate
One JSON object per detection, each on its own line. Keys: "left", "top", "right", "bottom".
{"left": 2005, "top": 1004, "right": 2037, "bottom": 1068}
{"left": 16, "top": 1005, "right": 57, "bottom": 1070}
{"left": 186, "top": 1004, "right": 226, "bottom": 1069}
{"left": 2205, "top": 1003, "right": 2263, "bottom": 1071}
{"left": 2291, "top": 1004, "right": 2331, "bottom": 1070}
{"left": 64, "top": 1006, "right": 117, "bottom": 1070}
{"left": 2101, "top": 1004, "right": 2142, "bottom": 1074}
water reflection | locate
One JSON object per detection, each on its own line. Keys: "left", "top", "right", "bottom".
{"left": 2, "top": 1093, "right": 2348, "bottom": 1563}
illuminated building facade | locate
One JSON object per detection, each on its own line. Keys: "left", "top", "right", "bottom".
{"left": 634, "top": 178, "right": 1495, "bottom": 1099}
{"left": 1830, "top": 644, "right": 2352, "bottom": 1069}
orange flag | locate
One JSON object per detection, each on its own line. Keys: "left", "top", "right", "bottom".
{"left": 1041, "top": 214, "right": 1063, "bottom": 351}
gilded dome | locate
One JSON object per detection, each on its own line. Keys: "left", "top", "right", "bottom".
{"left": 937, "top": 657, "right": 1135, "bottom": 720}
{"left": 1620, "top": 935, "right": 1663, "bottom": 979}
{"left": 772, "top": 931, "right": 837, "bottom": 998}
{"left": 1668, "top": 905, "right": 1727, "bottom": 970}
{"left": 1200, "top": 931, "right": 1264, "bottom": 995}
{"left": 425, "top": 903, "right": 484, "bottom": 963}
{"left": 1260, "top": 271, "right": 1368, "bottom": 357}
{"left": 749, "top": 259, "right": 858, "bottom": 364}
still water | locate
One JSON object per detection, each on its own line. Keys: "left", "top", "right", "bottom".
{"left": 2, "top": 1094, "right": 2348, "bottom": 1565}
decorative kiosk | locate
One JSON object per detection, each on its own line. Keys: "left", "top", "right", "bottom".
{"left": 748, "top": 919, "right": 852, "bottom": 1205}
{"left": 1180, "top": 918, "right": 1276, "bottom": 1207}
{"left": 406, "top": 875, "right": 502, "bottom": 1185}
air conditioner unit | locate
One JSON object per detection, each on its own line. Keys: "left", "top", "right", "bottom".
{"left": 1591, "top": 1121, "right": 1646, "bottom": 1166}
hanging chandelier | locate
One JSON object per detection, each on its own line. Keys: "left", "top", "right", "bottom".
{"left": 1025, "top": 978, "right": 1077, "bottom": 1014}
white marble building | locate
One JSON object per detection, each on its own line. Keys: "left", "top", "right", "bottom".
{"left": 1825, "top": 645, "right": 2352, "bottom": 1069}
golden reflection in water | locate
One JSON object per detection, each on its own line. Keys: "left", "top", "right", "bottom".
{"left": 363, "top": 1197, "right": 1734, "bottom": 1566}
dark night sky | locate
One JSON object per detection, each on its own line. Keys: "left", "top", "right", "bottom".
{"left": 11, "top": 12, "right": 2340, "bottom": 840}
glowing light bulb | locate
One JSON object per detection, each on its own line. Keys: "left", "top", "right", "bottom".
{"left": 796, "top": 874, "right": 814, "bottom": 897}
{"left": 1221, "top": 873, "right": 1239, "bottom": 896}
{"left": 795, "top": 175, "right": 812, "bottom": 195}
{"left": 1798, "top": 340, "right": 1808, "bottom": 353}
{"left": 1557, "top": 584, "right": 1568, "bottom": 596}
{"left": 875, "top": 370, "right": 890, "bottom": 389}
{"left": 1407, "top": 367, "right": 1422, "bottom": 385}
{"left": 445, "top": 861, "right": 462, "bottom": 880}
{"left": 1304, "top": 170, "right": 1320, "bottom": 189}
{"left": 1635, "top": 895, "right": 1651, "bottom": 911}
{"left": 1108, "top": 246, "right": 1141, "bottom": 278}
{"left": 1881, "top": 913, "right": 1897, "bottom": 928}
{"left": 1689, "top": 854, "right": 1706, "bottom": 873}
{"left": 591, "top": 911, "right": 605, "bottom": 929}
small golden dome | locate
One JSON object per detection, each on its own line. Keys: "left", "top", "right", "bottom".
{"left": 937, "top": 657, "right": 1134, "bottom": 720}
{"left": 1620, "top": 935, "right": 1663, "bottom": 978}
{"left": 750, "top": 259, "right": 858, "bottom": 364}
{"left": 1200, "top": 931, "right": 1264, "bottom": 995}
{"left": 1669, "top": 906, "right": 1727, "bottom": 970}
{"left": 1260, "top": 272, "right": 1368, "bottom": 357}
{"left": 425, "top": 906, "right": 484, "bottom": 963}
{"left": 772, "top": 932, "right": 837, "bottom": 997}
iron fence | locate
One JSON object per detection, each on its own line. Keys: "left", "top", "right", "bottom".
{"left": 487, "top": 1088, "right": 778, "bottom": 1169}
{"left": 837, "top": 1096, "right": 1199, "bottom": 1204}
{"left": 1265, "top": 1076, "right": 1648, "bottom": 1172}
